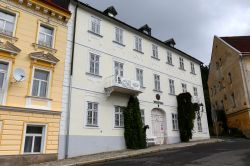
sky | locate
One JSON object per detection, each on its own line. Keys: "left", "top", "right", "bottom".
{"left": 81, "top": 0, "right": 250, "bottom": 64}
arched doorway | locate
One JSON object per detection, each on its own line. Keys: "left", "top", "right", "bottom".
{"left": 151, "top": 108, "right": 166, "bottom": 144}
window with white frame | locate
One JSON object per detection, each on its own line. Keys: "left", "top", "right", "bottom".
{"left": 114, "top": 106, "right": 124, "bottom": 128}
{"left": 0, "top": 62, "right": 9, "bottom": 103}
{"left": 190, "top": 62, "right": 195, "bottom": 74}
{"left": 114, "top": 61, "right": 124, "bottom": 83}
{"left": 115, "top": 27, "right": 123, "bottom": 44}
{"left": 193, "top": 87, "right": 198, "bottom": 96}
{"left": 141, "top": 109, "right": 145, "bottom": 126}
{"left": 31, "top": 69, "right": 50, "bottom": 98}
{"left": 135, "top": 36, "right": 142, "bottom": 52}
{"left": 197, "top": 118, "right": 202, "bottom": 132}
{"left": 89, "top": 53, "right": 100, "bottom": 75}
{"left": 172, "top": 113, "right": 178, "bottom": 130}
{"left": 169, "top": 79, "right": 175, "bottom": 95}
{"left": 38, "top": 25, "right": 54, "bottom": 48}
{"left": 154, "top": 74, "right": 161, "bottom": 91}
{"left": 179, "top": 57, "right": 184, "bottom": 70}
{"left": 167, "top": 51, "right": 173, "bottom": 65}
{"left": 86, "top": 102, "right": 98, "bottom": 127}
{"left": 182, "top": 83, "right": 187, "bottom": 93}
{"left": 0, "top": 10, "right": 16, "bottom": 36}
{"left": 91, "top": 16, "right": 100, "bottom": 34}
{"left": 136, "top": 68, "right": 143, "bottom": 87}
{"left": 152, "top": 44, "right": 158, "bottom": 58}
{"left": 23, "top": 125, "right": 45, "bottom": 154}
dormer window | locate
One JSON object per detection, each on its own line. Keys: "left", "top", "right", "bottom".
{"left": 138, "top": 24, "right": 151, "bottom": 36}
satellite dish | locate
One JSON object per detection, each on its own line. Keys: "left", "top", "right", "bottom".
{"left": 13, "top": 68, "right": 26, "bottom": 82}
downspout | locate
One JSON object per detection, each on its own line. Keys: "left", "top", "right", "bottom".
{"left": 65, "top": 0, "right": 78, "bottom": 159}
{"left": 239, "top": 55, "right": 250, "bottom": 108}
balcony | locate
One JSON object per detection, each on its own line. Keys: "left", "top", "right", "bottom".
{"left": 104, "top": 75, "right": 142, "bottom": 96}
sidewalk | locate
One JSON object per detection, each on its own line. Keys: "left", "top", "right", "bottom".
{"left": 33, "top": 139, "right": 222, "bottom": 166}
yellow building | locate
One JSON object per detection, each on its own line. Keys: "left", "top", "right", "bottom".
{"left": 0, "top": 0, "right": 70, "bottom": 164}
{"left": 208, "top": 36, "right": 250, "bottom": 138}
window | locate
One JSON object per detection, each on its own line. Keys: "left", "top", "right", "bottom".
{"left": 24, "top": 125, "right": 45, "bottom": 154}
{"left": 135, "top": 36, "right": 142, "bottom": 52}
{"left": 193, "top": 87, "right": 198, "bottom": 96}
{"left": 91, "top": 16, "right": 100, "bottom": 34}
{"left": 179, "top": 57, "right": 184, "bottom": 70}
{"left": 154, "top": 74, "right": 161, "bottom": 91}
{"left": 32, "top": 69, "right": 50, "bottom": 98}
{"left": 231, "top": 93, "right": 236, "bottom": 108}
{"left": 190, "top": 62, "right": 195, "bottom": 74}
{"left": 228, "top": 73, "right": 232, "bottom": 84}
{"left": 169, "top": 79, "right": 175, "bottom": 95}
{"left": 114, "top": 106, "right": 124, "bottom": 128}
{"left": 172, "top": 113, "right": 178, "bottom": 130}
{"left": 141, "top": 109, "right": 145, "bottom": 126}
{"left": 89, "top": 53, "right": 100, "bottom": 75}
{"left": 114, "top": 61, "right": 124, "bottom": 83}
{"left": 0, "top": 62, "right": 9, "bottom": 103}
{"left": 136, "top": 68, "right": 143, "bottom": 87}
{"left": 115, "top": 27, "right": 123, "bottom": 44}
{"left": 38, "top": 25, "right": 54, "bottom": 48}
{"left": 0, "top": 10, "right": 15, "bottom": 36}
{"left": 182, "top": 83, "right": 187, "bottom": 93}
{"left": 167, "top": 51, "right": 173, "bottom": 65}
{"left": 86, "top": 102, "right": 98, "bottom": 127}
{"left": 152, "top": 44, "right": 158, "bottom": 58}
{"left": 197, "top": 118, "right": 202, "bottom": 132}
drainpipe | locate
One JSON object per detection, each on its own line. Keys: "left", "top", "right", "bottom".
{"left": 65, "top": 0, "right": 78, "bottom": 159}
{"left": 239, "top": 55, "right": 250, "bottom": 108}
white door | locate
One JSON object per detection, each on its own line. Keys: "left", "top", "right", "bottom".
{"left": 114, "top": 61, "right": 123, "bottom": 83}
{"left": 151, "top": 109, "right": 166, "bottom": 144}
{"left": 0, "top": 62, "right": 8, "bottom": 103}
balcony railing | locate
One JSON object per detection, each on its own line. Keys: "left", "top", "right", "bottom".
{"left": 104, "top": 75, "right": 142, "bottom": 96}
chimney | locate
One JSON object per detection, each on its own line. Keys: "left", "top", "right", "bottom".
{"left": 164, "top": 38, "right": 176, "bottom": 47}
{"left": 138, "top": 24, "right": 151, "bottom": 36}
{"left": 103, "top": 6, "right": 118, "bottom": 17}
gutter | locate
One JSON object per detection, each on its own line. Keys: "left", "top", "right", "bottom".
{"left": 65, "top": 0, "right": 79, "bottom": 159}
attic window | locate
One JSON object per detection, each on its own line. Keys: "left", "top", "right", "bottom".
{"left": 103, "top": 6, "right": 118, "bottom": 17}
{"left": 138, "top": 24, "right": 151, "bottom": 36}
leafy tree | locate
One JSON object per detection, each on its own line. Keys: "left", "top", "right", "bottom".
{"left": 124, "top": 96, "right": 146, "bottom": 149}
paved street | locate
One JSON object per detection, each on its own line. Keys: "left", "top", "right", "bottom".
{"left": 91, "top": 139, "right": 250, "bottom": 166}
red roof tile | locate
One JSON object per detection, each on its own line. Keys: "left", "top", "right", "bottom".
{"left": 221, "top": 36, "right": 250, "bottom": 54}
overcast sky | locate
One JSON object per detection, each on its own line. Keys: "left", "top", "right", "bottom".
{"left": 81, "top": 0, "right": 250, "bottom": 64}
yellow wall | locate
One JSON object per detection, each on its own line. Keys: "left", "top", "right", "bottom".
{"left": 0, "top": 0, "right": 70, "bottom": 155}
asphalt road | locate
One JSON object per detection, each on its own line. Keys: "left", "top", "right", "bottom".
{"left": 91, "top": 138, "right": 250, "bottom": 166}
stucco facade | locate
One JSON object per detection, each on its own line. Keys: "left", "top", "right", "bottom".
{"left": 208, "top": 36, "right": 250, "bottom": 137}
{"left": 0, "top": 0, "right": 70, "bottom": 161}
{"left": 59, "top": 1, "right": 210, "bottom": 159}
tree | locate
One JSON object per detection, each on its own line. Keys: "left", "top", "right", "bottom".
{"left": 177, "top": 92, "right": 196, "bottom": 142}
{"left": 124, "top": 96, "right": 146, "bottom": 149}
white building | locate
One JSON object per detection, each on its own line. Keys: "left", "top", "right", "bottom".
{"left": 59, "top": 0, "right": 210, "bottom": 159}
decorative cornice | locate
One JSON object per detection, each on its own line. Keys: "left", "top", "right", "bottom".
{"left": 0, "top": 40, "right": 21, "bottom": 55}
{"left": 29, "top": 51, "right": 60, "bottom": 64}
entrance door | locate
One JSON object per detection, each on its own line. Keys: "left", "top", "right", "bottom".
{"left": 0, "top": 62, "right": 8, "bottom": 103}
{"left": 151, "top": 109, "right": 166, "bottom": 144}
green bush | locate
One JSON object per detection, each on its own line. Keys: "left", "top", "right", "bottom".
{"left": 124, "top": 96, "right": 146, "bottom": 149}
{"left": 177, "top": 92, "right": 196, "bottom": 142}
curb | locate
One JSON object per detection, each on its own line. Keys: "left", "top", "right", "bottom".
{"left": 66, "top": 139, "right": 222, "bottom": 166}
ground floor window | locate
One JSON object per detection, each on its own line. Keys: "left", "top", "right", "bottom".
{"left": 86, "top": 102, "right": 98, "bottom": 127}
{"left": 172, "top": 113, "right": 178, "bottom": 130}
{"left": 114, "top": 106, "right": 124, "bottom": 128}
{"left": 197, "top": 118, "right": 202, "bottom": 132}
{"left": 141, "top": 109, "right": 145, "bottom": 126}
{"left": 24, "top": 125, "right": 45, "bottom": 154}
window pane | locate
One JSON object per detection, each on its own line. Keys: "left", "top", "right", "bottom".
{"left": 33, "top": 136, "right": 42, "bottom": 152}
{"left": 24, "top": 136, "right": 33, "bottom": 153}
{"left": 26, "top": 126, "right": 43, "bottom": 134}
{"left": 38, "top": 33, "right": 45, "bottom": 45}
{"left": 34, "top": 69, "right": 49, "bottom": 81}
{"left": 39, "top": 81, "right": 47, "bottom": 97}
{"left": 0, "top": 73, "right": 5, "bottom": 89}
{"left": 45, "top": 35, "right": 53, "bottom": 47}
{"left": 4, "top": 22, "right": 14, "bottom": 35}
{"left": 32, "top": 80, "right": 39, "bottom": 96}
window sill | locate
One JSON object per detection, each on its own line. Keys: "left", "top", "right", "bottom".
{"left": 85, "top": 125, "right": 99, "bottom": 128}
{"left": 153, "top": 89, "right": 163, "bottom": 93}
{"left": 88, "top": 30, "right": 103, "bottom": 38}
{"left": 151, "top": 56, "right": 160, "bottom": 61}
{"left": 112, "top": 40, "right": 125, "bottom": 47}
{"left": 86, "top": 72, "right": 102, "bottom": 78}
{"left": 26, "top": 96, "right": 52, "bottom": 101}
{"left": 0, "top": 33, "right": 18, "bottom": 42}
{"left": 133, "top": 49, "right": 144, "bottom": 54}
{"left": 168, "top": 93, "right": 176, "bottom": 96}
{"left": 190, "top": 72, "right": 196, "bottom": 75}
{"left": 166, "top": 62, "right": 174, "bottom": 66}
{"left": 32, "top": 43, "right": 57, "bottom": 53}
{"left": 179, "top": 68, "right": 186, "bottom": 71}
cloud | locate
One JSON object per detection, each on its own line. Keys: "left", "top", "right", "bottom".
{"left": 80, "top": 0, "right": 250, "bottom": 64}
